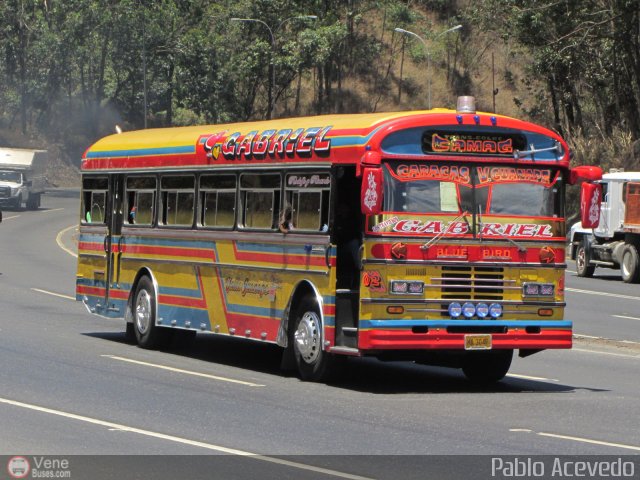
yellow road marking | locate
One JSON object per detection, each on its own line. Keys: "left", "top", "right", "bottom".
{"left": 56, "top": 224, "right": 78, "bottom": 258}
{"left": 31, "top": 288, "right": 75, "bottom": 301}
{"left": 0, "top": 396, "right": 371, "bottom": 480}
{"left": 102, "top": 355, "right": 266, "bottom": 387}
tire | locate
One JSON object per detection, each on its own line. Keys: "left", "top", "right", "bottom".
{"left": 26, "top": 193, "right": 40, "bottom": 210}
{"left": 462, "top": 350, "right": 513, "bottom": 385}
{"left": 13, "top": 194, "right": 22, "bottom": 209}
{"left": 291, "top": 296, "right": 334, "bottom": 382}
{"left": 132, "top": 276, "right": 172, "bottom": 348}
{"left": 621, "top": 244, "right": 640, "bottom": 283}
{"left": 576, "top": 239, "right": 595, "bottom": 277}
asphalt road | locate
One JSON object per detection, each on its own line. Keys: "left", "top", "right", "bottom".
{"left": 0, "top": 191, "right": 638, "bottom": 479}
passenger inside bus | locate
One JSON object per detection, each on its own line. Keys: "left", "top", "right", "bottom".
{"left": 279, "top": 203, "right": 294, "bottom": 233}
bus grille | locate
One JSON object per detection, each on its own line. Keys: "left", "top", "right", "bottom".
{"left": 435, "top": 266, "right": 506, "bottom": 316}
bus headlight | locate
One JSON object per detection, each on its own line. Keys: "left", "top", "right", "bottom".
{"left": 489, "top": 303, "right": 503, "bottom": 318}
{"left": 462, "top": 302, "right": 476, "bottom": 318}
{"left": 476, "top": 303, "right": 489, "bottom": 318}
{"left": 523, "top": 283, "right": 555, "bottom": 297}
{"left": 448, "top": 302, "right": 462, "bottom": 318}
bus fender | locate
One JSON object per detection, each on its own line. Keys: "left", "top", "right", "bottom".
{"left": 276, "top": 279, "right": 324, "bottom": 350}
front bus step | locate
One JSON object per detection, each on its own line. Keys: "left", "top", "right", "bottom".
{"left": 335, "top": 289, "right": 359, "bottom": 348}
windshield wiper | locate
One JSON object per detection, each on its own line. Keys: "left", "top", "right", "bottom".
{"left": 420, "top": 211, "right": 470, "bottom": 251}
{"left": 476, "top": 206, "right": 527, "bottom": 253}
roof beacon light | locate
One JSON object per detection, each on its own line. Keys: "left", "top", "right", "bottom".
{"left": 456, "top": 96, "right": 476, "bottom": 114}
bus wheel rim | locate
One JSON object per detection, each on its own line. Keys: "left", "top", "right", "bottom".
{"left": 295, "top": 311, "right": 321, "bottom": 364}
{"left": 135, "top": 290, "right": 152, "bottom": 334}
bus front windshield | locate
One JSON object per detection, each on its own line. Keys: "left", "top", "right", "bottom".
{"left": 381, "top": 161, "right": 563, "bottom": 237}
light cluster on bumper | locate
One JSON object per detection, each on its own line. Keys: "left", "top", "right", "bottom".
{"left": 447, "top": 302, "right": 502, "bottom": 319}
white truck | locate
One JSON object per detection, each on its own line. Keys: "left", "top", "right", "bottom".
{"left": 569, "top": 171, "right": 640, "bottom": 283}
{"left": 0, "top": 148, "right": 47, "bottom": 210}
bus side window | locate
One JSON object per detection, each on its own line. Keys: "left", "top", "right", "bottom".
{"left": 81, "top": 177, "right": 108, "bottom": 224}
{"left": 284, "top": 172, "right": 330, "bottom": 232}
{"left": 239, "top": 173, "right": 280, "bottom": 230}
{"left": 200, "top": 174, "right": 237, "bottom": 228}
{"left": 125, "top": 176, "right": 157, "bottom": 226}
{"left": 160, "top": 175, "right": 195, "bottom": 227}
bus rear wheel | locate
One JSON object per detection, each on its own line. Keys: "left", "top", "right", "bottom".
{"left": 462, "top": 350, "right": 513, "bottom": 385}
{"left": 291, "top": 296, "right": 333, "bottom": 382}
{"left": 133, "top": 276, "right": 171, "bottom": 349}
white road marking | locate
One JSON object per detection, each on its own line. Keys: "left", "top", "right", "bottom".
{"left": 537, "top": 431, "right": 640, "bottom": 452}
{"left": 2, "top": 215, "right": 20, "bottom": 220}
{"left": 31, "top": 288, "right": 75, "bottom": 301}
{"left": 573, "top": 348, "right": 640, "bottom": 359}
{"left": 612, "top": 314, "right": 640, "bottom": 322}
{"left": 566, "top": 270, "right": 577, "bottom": 274}
{"left": 509, "top": 429, "right": 532, "bottom": 433}
{"left": 566, "top": 287, "right": 640, "bottom": 301}
{"left": 102, "top": 355, "right": 265, "bottom": 387}
{"left": 40, "top": 208, "right": 65, "bottom": 213}
{"left": 507, "top": 373, "right": 559, "bottom": 382}
{"left": 573, "top": 334, "right": 601, "bottom": 340}
{"left": 56, "top": 224, "right": 78, "bottom": 258}
{"left": 0, "top": 396, "right": 371, "bottom": 480}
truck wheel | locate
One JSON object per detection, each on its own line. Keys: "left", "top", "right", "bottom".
{"left": 133, "top": 276, "right": 172, "bottom": 348}
{"left": 462, "top": 350, "right": 513, "bottom": 385}
{"left": 26, "top": 194, "right": 40, "bottom": 210}
{"left": 291, "top": 296, "right": 334, "bottom": 382}
{"left": 576, "top": 239, "right": 595, "bottom": 277}
{"left": 13, "top": 194, "right": 22, "bottom": 210}
{"left": 621, "top": 245, "right": 640, "bottom": 283}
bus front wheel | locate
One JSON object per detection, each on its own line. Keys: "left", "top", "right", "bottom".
{"left": 462, "top": 350, "right": 513, "bottom": 385}
{"left": 291, "top": 296, "right": 333, "bottom": 382}
{"left": 133, "top": 276, "right": 171, "bottom": 349}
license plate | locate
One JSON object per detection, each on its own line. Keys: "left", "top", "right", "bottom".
{"left": 464, "top": 334, "right": 492, "bottom": 350}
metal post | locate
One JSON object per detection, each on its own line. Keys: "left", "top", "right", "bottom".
{"left": 394, "top": 25, "right": 462, "bottom": 109}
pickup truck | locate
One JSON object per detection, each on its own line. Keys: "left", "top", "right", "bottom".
{"left": 0, "top": 148, "right": 47, "bottom": 210}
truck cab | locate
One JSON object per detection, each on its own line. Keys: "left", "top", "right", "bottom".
{"left": 570, "top": 171, "right": 640, "bottom": 282}
{"left": 0, "top": 169, "right": 41, "bottom": 209}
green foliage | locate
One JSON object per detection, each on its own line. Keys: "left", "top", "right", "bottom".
{"left": 1, "top": 0, "right": 640, "bottom": 184}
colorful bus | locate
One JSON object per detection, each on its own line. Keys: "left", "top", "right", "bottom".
{"left": 76, "top": 96, "right": 601, "bottom": 383}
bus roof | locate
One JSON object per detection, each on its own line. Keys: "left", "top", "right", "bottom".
{"left": 82, "top": 108, "right": 569, "bottom": 172}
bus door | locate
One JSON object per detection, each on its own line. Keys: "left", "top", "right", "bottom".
{"left": 333, "top": 167, "right": 361, "bottom": 349}
{"left": 102, "top": 174, "right": 125, "bottom": 313}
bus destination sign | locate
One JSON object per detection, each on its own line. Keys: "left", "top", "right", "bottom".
{"left": 422, "top": 130, "right": 527, "bottom": 156}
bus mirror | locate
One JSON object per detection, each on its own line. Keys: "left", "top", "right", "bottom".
{"left": 569, "top": 165, "right": 603, "bottom": 185}
{"left": 580, "top": 182, "right": 602, "bottom": 228}
{"left": 361, "top": 167, "right": 383, "bottom": 215}
{"left": 357, "top": 150, "right": 382, "bottom": 177}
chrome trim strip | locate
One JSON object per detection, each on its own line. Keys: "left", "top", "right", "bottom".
{"left": 119, "top": 256, "right": 329, "bottom": 275}
{"left": 424, "top": 284, "right": 520, "bottom": 290}
{"left": 430, "top": 277, "right": 516, "bottom": 284}
{"left": 78, "top": 253, "right": 108, "bottom": 260}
